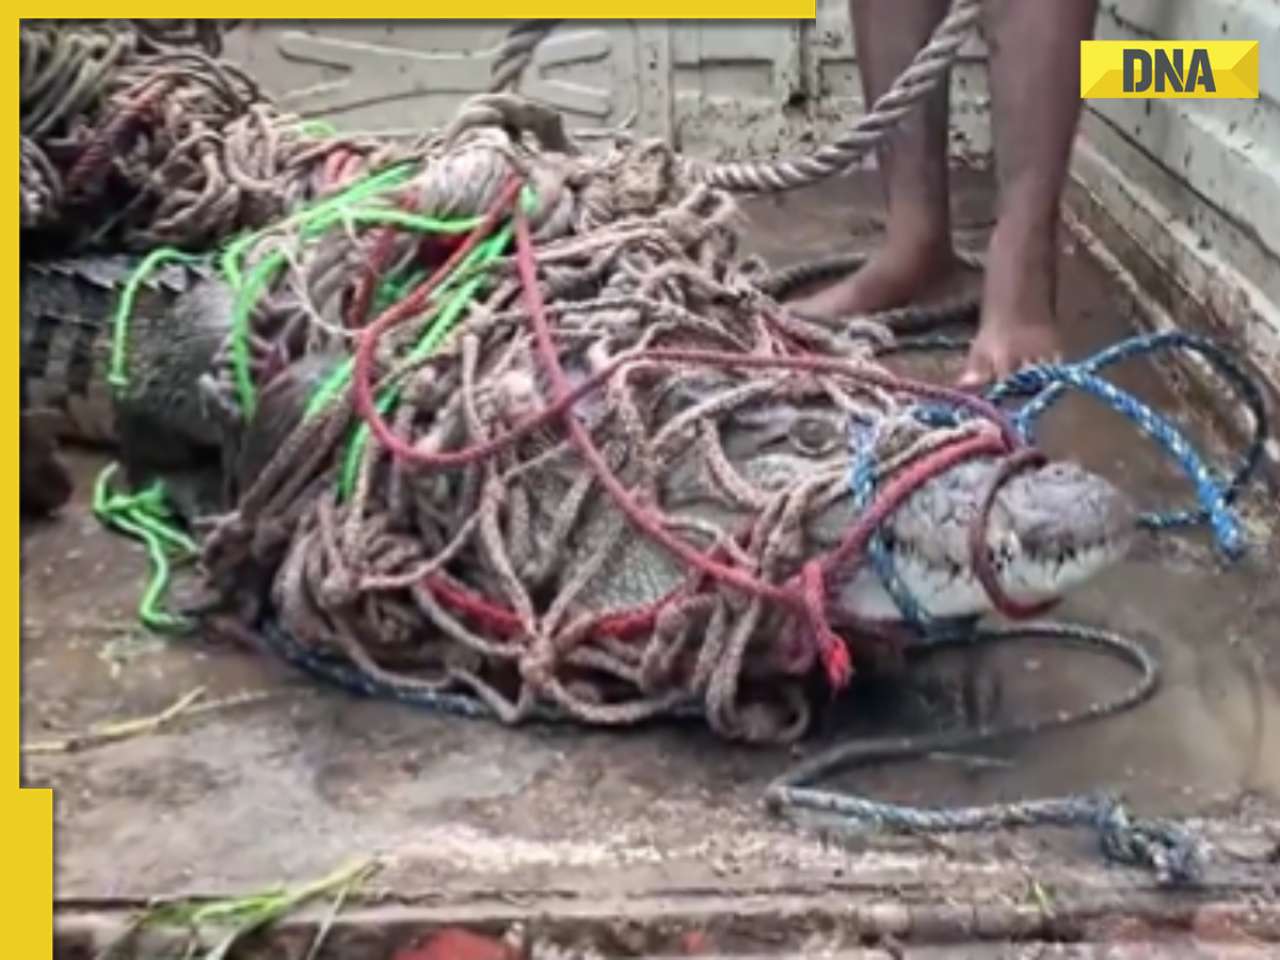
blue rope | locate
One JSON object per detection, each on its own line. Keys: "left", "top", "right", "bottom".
{"left": 856, "top": 331, "right": 1266, "bottom": 627}
{"left": 766, "top": 621, "right": 1208, "bottom": 886}
{"left": 988, "top": 332, "right": 1266, "bottom": 549}
{"left": 256, "top": 617, "right": 704, "bottom": 725}
{"left": 849, "top": 425, "right": 932, "bottom": 629}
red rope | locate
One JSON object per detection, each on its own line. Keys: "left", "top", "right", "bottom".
{"left": 351, "top": 174, "right": 524, "bottom": 462}
{"left": 820, "top": 431, "right": 1009, "bottom": 576}
{"left": 346, "top": 190, "right": 419, "bottom": 330}
{"left": 352, "top": 174, "right": 1049, "bottom": 691}
{"left": 515, "top": 210, "right": 799, "bottom": 608}
{"left": 66, "top": 79, "right": 171, "bottom": 197}
{"left": 968, "top": 447, "right": 1061, "bottom": 620}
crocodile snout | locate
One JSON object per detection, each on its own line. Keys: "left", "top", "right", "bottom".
{"left": 993, "top": 461, "right": 1137, "bottom": 557}
{"left": 822, "top": 456, "right": 1138, "bottom": 623}
{"left": 985, "top": 460, "right": 1138, "bottom": 603}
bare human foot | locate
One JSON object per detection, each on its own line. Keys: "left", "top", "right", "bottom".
{"left": 956, "top": 0, "right": 1098, "bottom": 389}
{"left": 958, "top": 306, "right": 1060, "bottom": 390}
{"left": 957, "top": 219, "right": 1063, "bottom": 390}
{"left": 785, "top": 240, "right": 983, "bottom": 323}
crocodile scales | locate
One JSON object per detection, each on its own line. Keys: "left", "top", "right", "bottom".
{"left": 20, "top": 254, "right": 237, "bottom": 514}
{"left": 19, "top": 254, "right": 1139, "bottom": 623}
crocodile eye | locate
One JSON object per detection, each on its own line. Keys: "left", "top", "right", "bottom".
{"left": 789, "top": 416, "right": 839, "bottom": 456}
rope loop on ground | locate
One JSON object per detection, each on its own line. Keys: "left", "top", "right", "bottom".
{"left": 764, "top": 621, "right": 1208, "bottom": 886}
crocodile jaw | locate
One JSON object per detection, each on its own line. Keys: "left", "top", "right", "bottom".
{"left": 822, "top": 459, "right": 1139, "bottom": 623}
{"left": 832, "top": 533, "right": 1132, "bottom": 621}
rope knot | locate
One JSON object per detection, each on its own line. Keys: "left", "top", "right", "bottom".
{"left": 519, "top": 650, "right": 556, "bottom": 691}
{"left": 1092, "top": 794, "right": 1209, "bottom": 886}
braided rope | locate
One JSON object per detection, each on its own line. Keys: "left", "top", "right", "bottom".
{"left": 993, "top": 332, "right": 1267, "bottom": 555}
{"left": 489, "top": 2, "right": 981, "bottom": 196}
{"left": 173, "top": 100, "right": 1257, "bottom": 744}
{"left": 766, "top": 621, "right": 1208, "bottom": 886}
{"left": 692, "top": 0, "right": 982, "bottom": 193}
{"left": 33, "top": 25, "right": 1259, "bottom": 748}
{"left": 38, "top": 29, "right": 1256, "bottom": 883}
{"left": 19, "top": 19, "right": 429, "bottom": 255}
{"left": 490, "top": 20, "right": 564, "bottom": 93}
{"left": 173, "top": 103, "right": 1095, "bottom": 743}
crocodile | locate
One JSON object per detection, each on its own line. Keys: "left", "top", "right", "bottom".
{"left": 20, "top": 254, "right": 1138, "bottom": 627}
{"left": 19, "top": 254, "right": 237, "bottom": 517}
{"left": 487, "top": 379, "right": 1139, "bottom": 633}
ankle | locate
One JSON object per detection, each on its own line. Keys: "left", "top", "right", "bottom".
{"left": 879, "top": 230, "right": 956, "bottom": 278}
{"left": 990, "top": 203, "right": 1060, "bottom": 265}
{"left": 984, "top": 226, "right": 1059, "bottom": 317}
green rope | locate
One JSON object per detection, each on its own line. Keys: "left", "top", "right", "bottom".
{"left": 223, "top": 178, "right": 496, "bottom": 420}
{"left": 338, "top": 269, "right": 497, "bottom": 497}
{"left": 229, "top": 248, "right": 288, "bottom": 419}
{"left": 99, "top": 171, "right": 536, "bottom": 630}
{"left": 110, "top": 247, "right": 208, "bottom": 389}
{"left": 219, "top": 162, "right": 414, "bottom": 289}
{"left": 301, "top": 224, "right": 511, "bottom": 424}
{"left": 332, "top": 226, "right": 514, "bottom": 498}
{"left": 315, "top": 186, "right": 536, "bottom": 496}
{"left": 102, "top": 250, "right": 212, "bottom": 634}
{"left": 92, "top": 465, "right": 199, "bottom": 634}
{"left": 334, "top": 208, "right": 487, "bottom": 234}
{"left": 372, "top": 264, "right": 428, "bottom": 315}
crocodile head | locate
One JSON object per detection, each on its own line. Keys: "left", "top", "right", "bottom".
{"left": 250, "top": 358, "right": 1138, "bottom": 628}
{"left": 819, "top": 455, "right": 1138, "bottom": 622}
{"left": 709, "top": 397, "right": 1139, "bottom": 623}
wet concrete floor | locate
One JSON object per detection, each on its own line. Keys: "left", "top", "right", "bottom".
{"left": 21, "top": 171, "right": 1280, "bottom": 906}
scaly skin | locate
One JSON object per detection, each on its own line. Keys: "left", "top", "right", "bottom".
{"left": 527, "top": 391, "right": 1136, "bottom": 625}
{"left": 20, "top": 410, "right": 74, "bottom": 516}
{"left": 19, "top": 254, "right": 236, "bottom": 516}
{"left": 23, "top": 253, "right": 1136, "bottom": 624}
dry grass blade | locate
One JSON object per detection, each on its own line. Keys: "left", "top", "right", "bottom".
{"left": 21, "top": 687, "right": 294, "bottom": 754}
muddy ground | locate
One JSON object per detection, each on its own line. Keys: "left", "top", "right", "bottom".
{"left": 24, "top": 171, "right": 1280, "bottom": 956}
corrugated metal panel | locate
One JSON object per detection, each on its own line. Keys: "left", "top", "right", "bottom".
{"left": 221, "top": 21, "right": 644, "bottom": 137}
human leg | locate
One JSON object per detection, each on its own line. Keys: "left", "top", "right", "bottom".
{"left": 787, "top": 0, "right": 976, "bottom": 321}
{"left": 957, "top": 0, "right": 1098, "bottom": 387}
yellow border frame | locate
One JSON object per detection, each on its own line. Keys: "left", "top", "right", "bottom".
{"left": 23, "top": 5, "right": 816, "bottom": 18}
{"left": 14, "top": 19, "right": 54, "bottom": 955}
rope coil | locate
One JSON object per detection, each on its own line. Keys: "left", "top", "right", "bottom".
{"left": 764, "top": 621, "right": 1208, "bottom": 886}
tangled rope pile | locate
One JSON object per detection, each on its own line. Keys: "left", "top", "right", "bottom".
{"left": 21, "top": 1, "right": 978, "bottom": 254}
{"left": 19, "top": 19, "right": 421, "bottom": 253}
{"left": 176, "top": 96, "right": 1261, "bottom": 756}
{"left": 191, "top": 120, "right": 1027, "bottom": 744}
